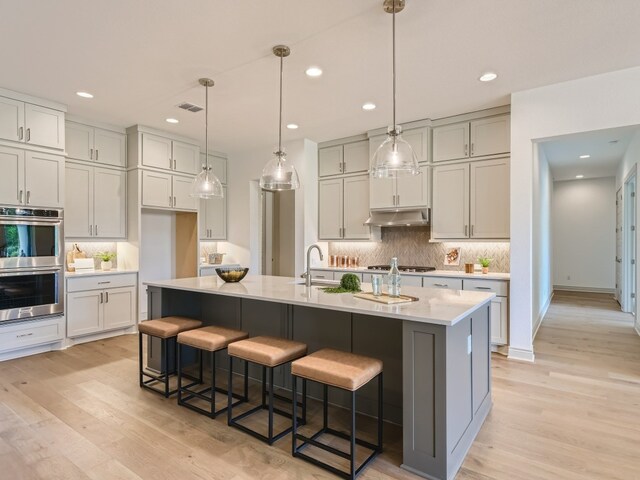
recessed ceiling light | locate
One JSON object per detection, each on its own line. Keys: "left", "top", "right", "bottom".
{"left": 166, "top": 118, "right": 179, "bottom": 124}
{"left": 305, "top": 66, "right": 323, "bottom": 77}
{"left": 478, "top": 72, "right": 498, "bottom": 82}
{"left": 576, "top": 175, "right": 584, "bottom": 179}
{"left": 579, "top": 154, "right": 590, "bottom": 159}
{"left": 362, "top": 103, "right": 376, "bottom": 111}
{"left": 76, "top": 91, "right": 93, "bottom": 98}
{"left": 286, "top": 123, "right": 299, "bottom": 129}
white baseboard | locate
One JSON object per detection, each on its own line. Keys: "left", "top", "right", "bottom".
{"left": 553, "top": 285, "right": 615, "bottom": 294}
{"left": 635, "top": 324, "right": 640, "bottom": 337}
{"left": 64, "top": 326, "right": 137, "bottom": 348}
{"left": 533, "top": 291, "right": 554, "bottom": 340}
{"left": 0, "top": 340, "right": 64, "bottom": 362}
{"left": 508, "top": 346, "right": 535, "bottom": 362}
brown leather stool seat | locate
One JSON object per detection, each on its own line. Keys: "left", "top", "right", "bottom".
{"left": 291, "top": 349, "right": 384, "bottom": 480}
{"left": 138, "top": 316, "right": 202, "bottom": 398}
{"left": 227, "top": 336, "right": 308, "bottom": 445}
{"left": 176, "top": 326, "right": 249, "bottom": 419}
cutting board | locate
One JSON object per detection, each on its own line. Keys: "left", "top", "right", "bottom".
{"left": 353, "top": 292, "right": 419, "bottom": 305}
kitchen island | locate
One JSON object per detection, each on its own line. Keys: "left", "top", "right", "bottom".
{"left": 144, "top": 274, "right": 494, "bottom": 480}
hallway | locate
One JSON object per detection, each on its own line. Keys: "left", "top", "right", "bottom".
{"left": 460, "top": 291, "right": 640, "bottom": 479}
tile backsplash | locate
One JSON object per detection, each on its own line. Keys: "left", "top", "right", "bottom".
{"left": 329, "top": 227, "right": 510, "bottom": 272}
{"left": 65, "top": 242, "right": 118, "bottom": 269}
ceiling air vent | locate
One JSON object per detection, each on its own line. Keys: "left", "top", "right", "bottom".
{"left": 177, "top": 102, "right": 203, "bottom": 113}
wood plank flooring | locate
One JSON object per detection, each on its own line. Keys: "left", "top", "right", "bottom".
{"left": 1, "top": 291, "right": 639, "bottom": 479}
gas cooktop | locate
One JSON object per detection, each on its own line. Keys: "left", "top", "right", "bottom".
{"left": 367, "top": 265, "right": 436, "bottom": 273}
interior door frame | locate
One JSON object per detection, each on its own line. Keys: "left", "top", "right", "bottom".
{"left": 615, "top": 187, "right": 623, "bottom": 304}
{"left": 623, "top": 167, "right": 637, "bottom": 316}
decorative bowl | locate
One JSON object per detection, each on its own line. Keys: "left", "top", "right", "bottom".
{"left": 215, "top": 267, "right": 249, "bottom": 283}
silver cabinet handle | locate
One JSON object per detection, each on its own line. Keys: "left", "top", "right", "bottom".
{"left": 97, "top": 281, "right": 111, "bottom": 285}
{"left": 18, "top": 190, "right": 23, "bottom": 204}
{"left": 26, "top": 191, "right": 30, "bottom": 204}
{"left": 173, "top": 196, "right": 176, "bottom": 207}
{"left": 95, "top": 149, "right": 99, "bottom": 161}
{"left": 392, "top": 194, "right": 396, "bottom": 205}
{"left": 169, "top": 196, "right": 172, "bottom": 207}
{"left": 100, "top": 292, "right": 104, "bottom": 304}
{"left": 105, "top": 292, "right": 109, "bottom": 303}
{"left": 464, "top": 144, "right": 468, "bottom": 156}
{"left": 95, "top": 224, "right": 98, "bottom": 236}
{"left": 89, "top": 224, "right": 93, "bottom": 235}
{"left": 475, "top": 286, "right": 492, "bottom": 290}
{"left": 90, "top": 148, "right": 94, "bottom": 159}
{"left": 397, "top": 194, "right": 400, "bottom": 205}
{"left": 464, "top": 225, "right": 468, "bottom": 236}
{"left": 19, "top": 127, "right": 24, "bottom": 140}
{"left": 471, "top": 143, "right": 475, "bottom": 156}
{"left": 26, "top": 128, "right": 31, "bottom": 142}
{"left": 343, "top": 161, "right": 346, "bottom": 173}
{"left": 471, "top": 225, "right": 474, "bottom": 237}
{"left": 434, "top": 283, "right": 449, "bottom": 288}
{"left": 16, "top": 332, "right": 33, "bottom": 338}
{"left": 338, "top": 161, "right": 342, "bottom": 173}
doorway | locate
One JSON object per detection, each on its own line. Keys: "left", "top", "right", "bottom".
{"left": 624, "top": 171, "right": 636, "bottom": 316}
{"left": 615, "top": 187, "right": 623, "bottom": 304}
{"left": 261, "top": 189, "right": 295, "bottom": 276}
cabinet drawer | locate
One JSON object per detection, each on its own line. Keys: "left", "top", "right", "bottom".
{"left": 67, "top": 273, "right": 137, "bottom": 292}
{"left": 310, "top": 270, "right": 334, "bottom": 280}
{"left": 0, "top": 316, "right": 64, "bottom": 352}
{"left": 401, "top": 275, "right": 423, "bottom": 287}
{"left": 422, "top": 277, "right": 463, "bottom": 290}
{"left": 463, "top": 279, "right": 508, "bottom": 296}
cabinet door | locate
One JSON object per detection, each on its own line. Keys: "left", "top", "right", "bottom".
{"left": 24, "top": 103, "right": 64, "bottom": 150}
{"left": 318, "top": 146, "right": 343, "bottom": 177}
{"left": 369, "top": 177, "right": 395, "bottom": 210}
{"left": 67, "top": 290, "right": 103, "bottom": 337}
{"left": 401, "top": 275, "right": 423, "bottom": 287}
{"left": 470, "top": 115, "right": 510, "bottom": 158}
{"left": 343, "top": 174, "right": 370, "bottom": 239}
{"left": 0, "top": 97, "right": 24, "bottom": 142}
{"left": 207, "top": 186, "right": 227, "bottom": 239}
{"left": 141, "top": 133, "right": 172, "bottom": 170}
{"left": 396, "top": 166, "right": 428, "bottom": 208}
{"left": 210, "top": 154, "right": 227, "bottom": 184}
{"left": 65, "top": 122, "right": 93, "bottom": 161}
{"left": 94, "top": 168, "right": 126, "bottom": 238}
{"left": 94, "top": 128, "right": 126, "bottom": 167}
{"left": 433, "top": 122, "right": 469, "bottom": 162}
{"left": 432, "top": 163, "right": 469, "bottom": 239}
{"left": 103, "top": 286, "right": 136, "bottom": 331}
{"left": 423, "top": 277, "right": 463, "bottom": 290}
{"left": 0, "top": 146, "right": 24, "bottom": 206}
{"left": 172, "top": 175, "right": 198, "bottom": 211}
{"left": 172, "top": 141, "right": 199, "bottom": 175}
{"left": 198, "top": 199, "right": 208, "bottom": 240}
{"left": 490, "top": 297, "right": 508, "bottom": 345}
{"left": 402, "top": 127, "right": 429, "bottom": 163}
{"left": 65, "top": 163, "right": 93, "bottom": 238}
{"left": 318, "top": 178, "right": 344, "bottom": 239}
{"left": 141, "top": 170, "right": 172, "bottom": 208}
{"left": 343, "top": 140, "right": 369, "bottom": 174}
{"left": 470, "top": 158, "right": 510, "bottom": 238}
{"left": 24, "top": 152, "right": 63, "bottom": 208}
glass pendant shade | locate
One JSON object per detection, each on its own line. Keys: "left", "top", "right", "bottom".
{"left": 259, "top": 151, "right": 300, "bottom": 191}
{"left": 191, "top": 166, "right": 223, "bottom": 198}
{"left": 370, "top": 126, "right": 420, "bottom": 178}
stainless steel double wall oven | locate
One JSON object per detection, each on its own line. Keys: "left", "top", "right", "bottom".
{"left": 0, "top": 207, "right": 64, "bottom": 323}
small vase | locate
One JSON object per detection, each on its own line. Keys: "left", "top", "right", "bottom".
{"left": 482, "top": 266, "right": 489, "bottom": 274}
{"left": 101, "top": 260, "right": 112, "bottom": 271}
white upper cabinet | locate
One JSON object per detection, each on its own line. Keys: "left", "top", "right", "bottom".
{"left": 93, "top": 128, "right": 126, "bottom": 167}
{"left": 94, "top": 168, "right": 126, "bottom": 238}
{"left": 0, "top": 145, "right": 24, "bottom": 205}
{"left": 318, "top": 145, "right": 344, "bottom": 177}
{"left": 396, "top": 166, "right": 429, "bottom": 208}
{"left": 24, "top": 151, "right": 63, "bottom": 207}
{"left": 201, "top": 153, "right": 228, "bottom": 184}
{"left": 343, "top": 140, "right": 369, "bottom": 174}
{"left": 433, "top": 114, "right": 510, "bottom": 162}
{"left": 470, "top": 158, "right": 510, "bottom": 238}
{"left": 0, "top": 97, "right": 24, "bottom": 142}
{"left": 65, "top": 163, "right": 94, "bottom": 238}
{"left": 318, "top": 178, "right": 344, "bottom": 239}
{"left": 142, "top": 170, "right": 172, "bottom": 208}
{"left": 172, "top": 141, "right": 199, "bottom": 175}
{"left": 66, "top": 122, "right": 93, "bottom": 161}
{"left": 343, "top": 174, "right": 370, "bottom": 239}
{"left": 369, "top": 177, "right": 395, "bottom": 210}
{"left": 200, "top": 186, "right": 227, "bottom": 240}
{"left": 0, "top": 96, "right": 64, "bottom": 150}
{"left": 172, "top": 175, "right": 198, "bottom": 211}
{"left": 432, "top": 163, "right": 469, "bottom": 239}
{"left": 141, "top": 133, "right": 172, "bottom": 170}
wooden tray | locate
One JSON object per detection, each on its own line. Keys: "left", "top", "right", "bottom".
{"left": 353, "top": 292, "right": 419, "bottom": 305}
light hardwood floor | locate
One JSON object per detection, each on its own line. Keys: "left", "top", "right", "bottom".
{"left": 1, "top": 291, "right": 639, "bottom": 479}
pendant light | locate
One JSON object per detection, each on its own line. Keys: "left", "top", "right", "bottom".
{"left": 259, "top": 45, "right": 300, "bottom": 191}
{"left": 190, "top": 78, "right": 223, "bottom": 199}
{"left": 370, "top": 0, "right": 420, "bottom": 178}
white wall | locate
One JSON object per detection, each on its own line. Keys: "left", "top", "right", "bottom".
{"left": 511, "top": 66, "right": 640, "bottom": 361}
{"left": 552, "top": 177, "right": 616, "bottom": 291}
{"left": 532, "top": 145, "right": 553, "bottom": 337}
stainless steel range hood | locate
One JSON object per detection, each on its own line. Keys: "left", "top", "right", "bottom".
{"left": 364, "top": 208, "right": 430, "bottom": 227}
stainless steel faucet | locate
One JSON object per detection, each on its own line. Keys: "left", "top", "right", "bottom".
{"left": 303, "top": 244, "right": 324, "bottom": 287}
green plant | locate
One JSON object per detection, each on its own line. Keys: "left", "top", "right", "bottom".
{"left": 321, "top": 273, "right": 362, "bottom": 294}
{"left": 96, "top": 251, "right": 116, "bottom": 262}
{"left": 478, "top": 257, "right": 492, "bottom": 268}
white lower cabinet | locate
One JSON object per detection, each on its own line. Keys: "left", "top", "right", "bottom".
{"left": 490, "top": 297, "right": 508, "bottom": 345}
{"left": 66, "top": 273, "right": 137, "bottom": 338}
{"left": 423, "top": 277, "right": 463, "bottom": 290}
{"left": 0, "top": 316, "right": 64, "bottom": 356}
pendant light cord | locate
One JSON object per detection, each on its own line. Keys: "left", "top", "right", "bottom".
{"left": 392, "top": 0, "right": 396, "bottom": 134}
{"left": 278, "top": 54, "right": 284, "bottom": 155}
{"left": 205, "top": 83, "right": 209, "bottom": 171}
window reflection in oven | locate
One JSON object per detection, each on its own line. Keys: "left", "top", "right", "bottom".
{"left": 0, "top": 273, "right": 57, "bottom": 310}
{"left": 0, "top": 225, "right": 58, "bottom": 258}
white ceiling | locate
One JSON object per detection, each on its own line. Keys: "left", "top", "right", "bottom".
{"left": 541, "top": 126, "right": 639, "bottom": 181}
{"left": 3, "top": 0, "right": 640, "bottom": 156}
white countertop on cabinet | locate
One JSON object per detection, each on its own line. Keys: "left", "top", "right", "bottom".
{"left": 312, "top": 266, "right": 510, "bottom": 281}
{"left": 65, "top": 269, "right": 138, "bottom": 278}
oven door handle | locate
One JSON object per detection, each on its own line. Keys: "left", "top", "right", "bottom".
{"left": 0, "top": 218, "right": 63, "bottom": 226}
{"left": 0, "top": 267, "right": 62, "bottom": 276}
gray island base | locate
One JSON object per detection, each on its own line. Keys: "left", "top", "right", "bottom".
{"left": 144, "top": 275, "right": 494, "bottom": 480}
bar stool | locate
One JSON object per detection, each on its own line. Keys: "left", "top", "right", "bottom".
{"left": 227, "top": 336, "right": 308, "bottom": 445}
{"left": 138, "top": 316, "right": 202, "bottom": 397}
{"left": 291, "top": 348, "right": 383, "bottom": 480}
{"left": 176, "top": 325, "right": 250, "bottom": 418}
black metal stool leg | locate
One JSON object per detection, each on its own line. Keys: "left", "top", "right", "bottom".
{"left": 350, "top": 390, "right": 356, "bottom": 479}
{"left": 210, "top": 351, "right": 216, "bottom": 417}
{"left": 261, "top": 365, "right": 267, "bottom": 407}
{"left": 163, "top": 338, "right": 169, "bottom": 398}
{"left": 268, "top": 367, "right": 274, "bottom": 444}
{"left": 302, "top": 378, "right": 307, "bottom": 424}
{"left": 227, "top": 356, "right": 234, "bottom": 425}
{"left": 323, "top": 383, "right": 328, "bottom": 430}
{"left": 177, "top": 343, "right": 183, "bottom": 404}
{"left": 291, "top": 374, "right": 298, "bottom": 455}
{"left": 378, "top": 372, "right": 383, "bottom": 452}
{"left": 243, "top": 359, "right": 249, "bottom": 401}
{"left": 138, "top": 332, "right": 144, "bottom": 387}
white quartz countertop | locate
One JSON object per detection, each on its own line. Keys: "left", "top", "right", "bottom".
{"left": 65, "top": 269, "right": 138, "bottom": 278}
{"left": 143, "top": 274, "right": 494, "bottom": 326}
{"left": 312, "top": 266, "right": 510, "bottom": 281}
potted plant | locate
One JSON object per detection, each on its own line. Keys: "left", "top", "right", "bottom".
{"left": 96, "top": 251, "right": 116, "bottom": 271}
{"left": 478, "top": 257, "right": 492, "bottom": 274}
